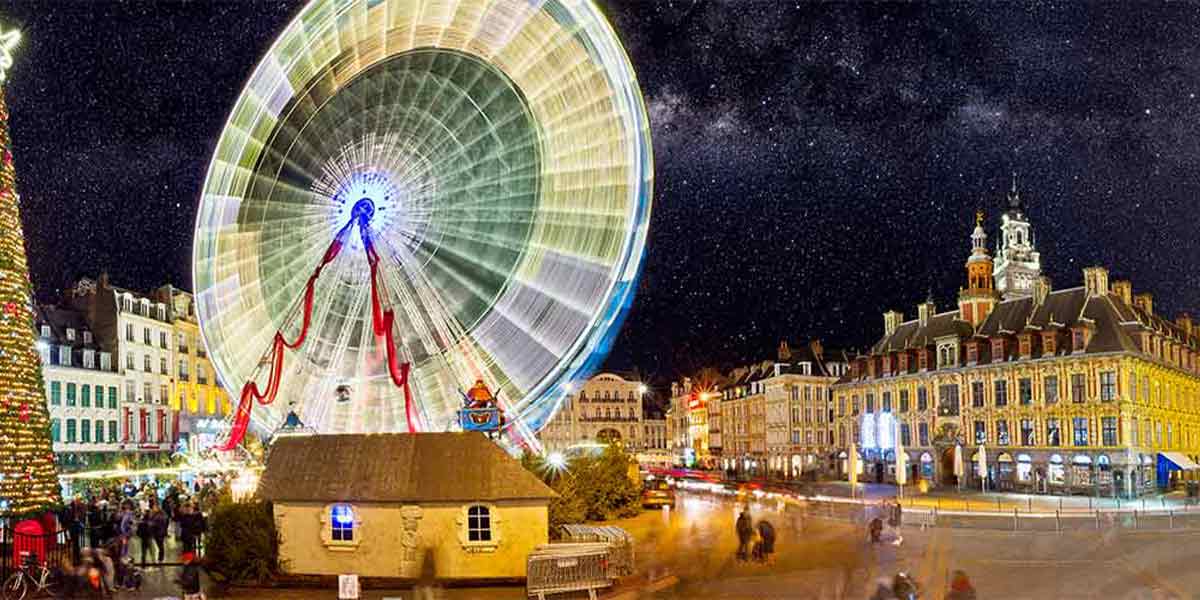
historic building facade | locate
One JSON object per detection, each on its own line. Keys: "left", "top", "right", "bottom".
{"left": 833, "top": 201, "right": 1200, "bottom": 497}
{"left": 155, "top": 285, "right": 230, "bottom": 452}
{"left": 67, "top": 275, "right": 178, "bottom": 454}
{"left": 719, "top": 340, "right": 849, "bottom": 478}
{"left": 35, "top": 305, "right": 123, "bottom": 467}
{"left": 538, "top": 372, "right": 650, "bottom": 452}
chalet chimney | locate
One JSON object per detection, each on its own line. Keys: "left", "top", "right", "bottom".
{"left": 1111, "top": 280, "right": 1133, "bottom": 306}
{"left": 1083, "top": 266, "right": 1109, "bottom": 297}
{"left": 1134, "top": 293, "right": 1154, "bottom": 315}
{"left": 883, "top": 310, "right": 903, "bottom": 336}
{"left": 917, "top": 299, "right": 935, "bottom": 327}
{"left": 1034, "top": 276, "right": 1052, "bottom": 306}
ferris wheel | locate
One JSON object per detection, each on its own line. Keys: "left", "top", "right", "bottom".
{"left": 192, "top": 0, "right": 653, "bottom": 450}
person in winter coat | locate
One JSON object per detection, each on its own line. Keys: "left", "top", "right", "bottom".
{"left": 137, "top": 508, "right": 154, "bottom": 566}
{"left": 735, "top": 510, "right": 753, "bottom": 560}
{"left": 117, "top": 502, "right": 135, "bottom": 558}
{"left": 176, "top": 551, "right": 204, "bottom": 600}
{"left": 946, "top": 570, "right": 977, "bottom": 600}
{"left": 150, "top": 506, "right": 169, "bottom": 562}
{"left": 754, "top": 520, "right": 776, "bottom": 563}
{"left": 869, "top": 516, "right": 884, "bottom": 544}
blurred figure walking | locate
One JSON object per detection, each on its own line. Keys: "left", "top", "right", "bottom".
{"left": 735, "top": 510, "right": 753, "bottom": 560}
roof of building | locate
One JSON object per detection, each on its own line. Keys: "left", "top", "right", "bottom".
{"left": 258, "top": 433, "right": 557, "bottom": 504}
{"left": 865, "top": 283, "right": 1183, "bottom": 364}
{"left": 34, "top": 305, "right": 102, "bottom": 350}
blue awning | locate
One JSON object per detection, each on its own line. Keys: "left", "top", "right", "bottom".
{"left": 1158, "top": 452, "right": 1200, "bottom": 471}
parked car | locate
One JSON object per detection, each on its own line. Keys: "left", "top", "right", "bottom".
{"left": 642, "top": 478, "right": 676, "bottom": 508}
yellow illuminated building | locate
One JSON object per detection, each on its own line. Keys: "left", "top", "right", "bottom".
{"left": 834, "top": 194, "right": 1200, "bottom": 497}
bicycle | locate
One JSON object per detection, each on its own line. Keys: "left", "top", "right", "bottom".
{"left": 2, "top": 554, "right": 59, "bottom": 600}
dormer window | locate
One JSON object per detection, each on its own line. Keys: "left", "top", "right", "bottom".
{"left": 121, "top": 295, "right": 133, "bottom": 313}
{"left": 66, "top": 328, "right": 75, "bottom": 342}
{"left": 991, "top": 339, "right": 1006, "bottom": 362}
{"left": 58, "top": 346, "right": 71, "bottom": 366}
{"left": 83, "top": 350, "right": 94, "bottom": 369}
{"left": 157, "top": 305, "right": 166, "bottom": 321}
{"left": 39, "top": 325, "right": 50, "bottom": 338}
{"left": 1072, "top": 329, "right": 1085, "bottom": 352}
{"left": 82, "top": 331, "right": 92, "bottom": 344}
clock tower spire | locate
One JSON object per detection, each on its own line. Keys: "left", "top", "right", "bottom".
{"left": 959, "top": 208, "right": 998, "bottom": 327}
{"left": 993, "top": 172, "right": 1042, "bottom": 300}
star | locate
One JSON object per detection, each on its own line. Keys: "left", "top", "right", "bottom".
{"left": 0, "top": 29, "right": 19, "bottom": 83}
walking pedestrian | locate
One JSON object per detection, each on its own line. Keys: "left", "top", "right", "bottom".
{"left": 137, "top": 506, "right": 153, "bottom": 566}
{"left": 735, "top": 509, "right": 753, "bottom": 560}
{"left": 755, "top": 519, "right": 776, "bottom": 564}
{"left": 869, "top": 516, "right": 883, "bottom": 544}
{"left": 889, "top": 498, "right": 904, "bottom": 546}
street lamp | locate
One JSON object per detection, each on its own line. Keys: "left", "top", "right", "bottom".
{"left": 638, "top": 384, "right": 648, "bottom": 395}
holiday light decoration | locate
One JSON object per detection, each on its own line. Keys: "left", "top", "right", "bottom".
{"left": 193, "top": 0, "right": 652, "bottom": 443}
{"left": 0, "top": 28, "right": 61, "bottom": 517}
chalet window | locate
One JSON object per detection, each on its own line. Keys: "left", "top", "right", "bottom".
{"left": 331, "top": 504, "right": 355, "bottom": 541}
{"left": 467, "top": 505, "right": 492, "bottom": 542}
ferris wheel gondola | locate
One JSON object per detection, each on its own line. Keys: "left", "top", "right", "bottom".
{"left": 192, "top": 0, "right": 653, "bottom": 450}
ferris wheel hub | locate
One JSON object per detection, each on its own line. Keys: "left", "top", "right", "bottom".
{"left": 351, "top": 197, "right": 376, "bottom": 225}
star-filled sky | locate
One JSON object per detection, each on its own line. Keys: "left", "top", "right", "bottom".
{"left": 1, "top": 1, "right": 1198, "bottom": 385}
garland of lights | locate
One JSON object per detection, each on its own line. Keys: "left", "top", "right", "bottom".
{"left": 0, "top": 29, "right": 62, "bottom": 518}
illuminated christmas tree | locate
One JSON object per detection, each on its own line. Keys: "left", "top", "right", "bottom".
{"left": 0, "top": 29, "right": 60, "bottom": 518}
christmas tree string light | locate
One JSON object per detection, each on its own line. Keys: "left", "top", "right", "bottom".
{"left": 0, "top": 27, "right": 61, "bottom": 518}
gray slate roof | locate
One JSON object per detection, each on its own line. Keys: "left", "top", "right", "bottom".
{"left": 258, "top": 433, "right": 556, "bottom": 504}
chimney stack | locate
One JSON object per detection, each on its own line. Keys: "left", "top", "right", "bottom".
{"left": 1178, "top": 314, "right": 1194, "bottom": 336}
{"left": 809, "top": 339, "right": 824, "bottom": 358}
{"left": 1134, "top": 293, "right": 1154, "bottom": 315}
{"left": 1111, "top": 280, "right": 1133, "bottom": 306}
{"left": 778, "top": 340, "right": 792, "bottom": 361}
{"left": 918, "top": 298, "right": 936, "bottom": 327}
{"left": 1083, "top": 266, "right": 1109, "bottom": 297}
{"left": 884, "top": 310, "right": 904, "bottom": 336}
{"left": 1034, "top": 276, "right": 1052, "bottom": 306}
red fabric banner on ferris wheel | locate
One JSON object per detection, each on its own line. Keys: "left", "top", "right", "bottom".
{"left": 219, "top": 219, "right": 418, "bottom": 451}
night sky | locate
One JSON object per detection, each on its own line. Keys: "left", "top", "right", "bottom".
{"left": 1, "top": 1, "right": 1198, "bottom": 386}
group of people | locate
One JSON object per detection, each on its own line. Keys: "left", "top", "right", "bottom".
{"left": 734, "top": 509, "right": 776, "bottom": 563}
{"left": 50, "top": 478, "right": 216, "bottom": 598}
{"left": 60, "top": 479, "right": 212, "bottom": 565}
{"left": 868, "top": 570, "right": 977, "bottom": 600}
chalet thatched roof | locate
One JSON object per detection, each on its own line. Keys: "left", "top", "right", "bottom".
{"left": 258, "top": 433, "right": 556, "bottom": 504}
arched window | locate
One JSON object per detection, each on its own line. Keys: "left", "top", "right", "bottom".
{"left": 467, "top": 505, "right": 492, "bottom": 542}
{"left": 331, "top": 504, "right": 355, "bottom": 541}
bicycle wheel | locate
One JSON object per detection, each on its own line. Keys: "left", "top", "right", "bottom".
{"left": 37, "top": 573, "right": 56, "bottom": 599}
{"left": 2, "top": 573, "right": 26, "bottom": 600}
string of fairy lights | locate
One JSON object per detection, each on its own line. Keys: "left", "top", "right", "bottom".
{"left": 0, "top": 27, "right": 62, "bottom": 518}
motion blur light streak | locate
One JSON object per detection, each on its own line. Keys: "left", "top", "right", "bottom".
{"left": 192, "top": 0, "right": 653, "bottom": 441}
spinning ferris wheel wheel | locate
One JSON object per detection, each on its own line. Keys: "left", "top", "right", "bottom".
{"left": 192, "top": 0, "right": 653, "bottom": 450}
